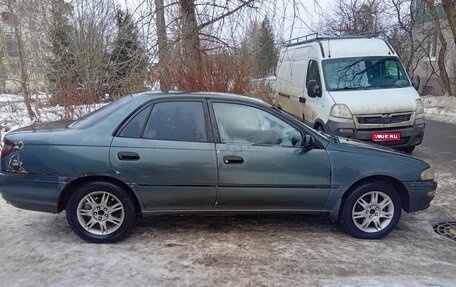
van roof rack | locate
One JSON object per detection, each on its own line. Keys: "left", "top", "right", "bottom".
{"left": 284, "top": 33, "right": 380, "bottom": 47}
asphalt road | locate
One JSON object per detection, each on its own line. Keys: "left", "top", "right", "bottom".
{"left": 420, "top": 119, "right": 456, "bottom": 160}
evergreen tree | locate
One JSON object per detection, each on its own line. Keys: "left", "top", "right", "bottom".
{"left": 46, "top": 0, "right": 76, "bottom": 102}
{"left": 108, "top": 9, "right": 148, "bottom": 99}
{"left": 256, "top": 17, "right": 277, "bottom": 77}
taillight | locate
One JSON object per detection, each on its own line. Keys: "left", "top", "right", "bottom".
{"left": 1, "top": 142, "right": 14, "bottom": 158}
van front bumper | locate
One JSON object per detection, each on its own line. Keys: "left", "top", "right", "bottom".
{"left": 324, "top": 117, "right": 425, "bottom": 149}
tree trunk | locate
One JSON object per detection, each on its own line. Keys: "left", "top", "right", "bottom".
{"left": 9, "top": 0, "right": 36, "bottom": 120}
{"left": 179, "top": 0, "right": 202, "bottom": 75}
{"left": 154, "top": 0, "right": 171, "bottom": 91}
{"left": 426, "top": 0, "right": 452, "bottom": 96}
{"left": 442, "top": 0, "right": 456, "bottom": 95}
{"left": 442, "top": 0, "right": 456, "bottom": 43}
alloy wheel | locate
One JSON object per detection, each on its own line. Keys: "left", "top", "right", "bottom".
{"left": 351, "top": 191, "right": 395, "bottom": 233}
{"left": 76, "top": 191, "right": 125, "bottom": 236}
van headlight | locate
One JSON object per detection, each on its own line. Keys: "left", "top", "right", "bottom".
{"left": 416, "top": 99, "right": 424, "bottom": 117}
{"left": 421, "top": 167, "right": 434, "bottom": 181}
{"left": 330, "top": 104, "right": 353, "bottom": 119}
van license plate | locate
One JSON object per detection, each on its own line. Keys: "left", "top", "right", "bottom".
{"left": 372, "top": 132, "right": 401, "bottom": 141}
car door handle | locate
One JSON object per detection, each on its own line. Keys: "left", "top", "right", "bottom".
{"left": 118, "top": 151, "right": 140, "bottom": 161}
{"left": 223, "top": 155, "right": 244, "bottom": 164}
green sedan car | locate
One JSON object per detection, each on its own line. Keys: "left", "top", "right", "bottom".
{"left": 0, "top": 92, "right": 437, "bottom": 243}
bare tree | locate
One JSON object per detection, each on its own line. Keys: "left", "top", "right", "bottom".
{"left": 179, "top": 0, "right": 203, "bottom": 75}
{"left": 425, "top": 0, "right": 452, "bottom": 96}
{"left": 0, "top": 0, "right": 43, "bottom": 120}
{"left": 390, "top": 0, "right": 432, "bottom": 76}
{"left": 71, "top": 0, "right": 117, "bottom": 102}
{"left": 154, "top": 0, "right": 171, "bottom": 91}
{"left": 442, "top": 0, "right": 456, "bottom": 43}
{"left": 324, "top": 0, "right": 390, "bottom": 36}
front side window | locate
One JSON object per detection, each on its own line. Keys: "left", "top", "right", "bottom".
{"left": 213, "top": 103, "right": 301, "bottom": 147}
{"left": 143, "top": 101, "right": 207, "bottom": 142}
{"left": 306, "top": 59, "right": 321, "bottom": 86}
{"left": 322, "top": 56, "right": 410, "bottom": 91}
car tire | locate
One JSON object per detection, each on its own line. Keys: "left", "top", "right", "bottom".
{"left": 339, "top": 181, "right": 402, "bottom": 239}
{"left": 402, "top": 145, "right": 415, "bottom": 153}
{"left": 66, "top": 181, "right": 136, "bottom": 243}
{"left": 315, "top": 124, "right": 324, "bottom": 132}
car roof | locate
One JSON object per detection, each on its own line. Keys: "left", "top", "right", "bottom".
{"left": 130, "top": 91, "right": 267, "bottom": 106}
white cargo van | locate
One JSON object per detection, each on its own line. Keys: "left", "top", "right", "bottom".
{"left": 275, "top": 35, "right": 424, "bottom": 152}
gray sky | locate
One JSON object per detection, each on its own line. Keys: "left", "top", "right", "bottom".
{"left": 274, "top": 0, "right": 330, "bottom": 40}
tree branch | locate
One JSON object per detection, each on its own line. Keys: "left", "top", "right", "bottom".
{"left": 198, "top": 0, "right": 255, "bottom": 31}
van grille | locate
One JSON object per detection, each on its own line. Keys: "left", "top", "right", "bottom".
{"left": 357, "top": 113, "right": 412, "bottom": 124}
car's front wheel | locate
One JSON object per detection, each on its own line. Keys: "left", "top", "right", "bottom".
{"left": 66, "top": 181, "right": 136, "bottom": 243}
{"left": 339, "top": 181, "right": 402, "bottom": 239}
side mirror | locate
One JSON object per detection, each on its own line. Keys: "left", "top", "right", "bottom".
{"left": 307, "top": 80, "right": 322, "bottom": 98}
{"left": 411, "top": 74, "right": 421, "bottom": 90}
{"left": 302, "top": 134, "right": 314, "bottom": 150}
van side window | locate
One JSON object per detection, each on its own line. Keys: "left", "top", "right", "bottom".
{"left": 306, "top": 60, "right": 321, "bottom": 85}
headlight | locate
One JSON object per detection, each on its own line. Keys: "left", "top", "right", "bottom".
{"left": 421, "top": 167, "right": 434, "bottom": 181}
{"left": 330, "top": 104, "right": 353, "bottom": 119}
{"left": 415, "top": 99, "right": 424, "bottom": 116}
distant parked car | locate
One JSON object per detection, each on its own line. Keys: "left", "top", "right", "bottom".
{"left": 0, "top": 92, "right": 436, "bottom": 243}
{"left": 251, "top": 76, "right": 276, "bottom": 102}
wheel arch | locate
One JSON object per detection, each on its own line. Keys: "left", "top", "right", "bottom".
{"left": 313, "top": 118, "right": 325, "bottom": 130}
{"left": 58, "top": 176, "right": 142, "bottom": 214}
{"left": 330, "top": 175, "right": 410, "bottom": 221}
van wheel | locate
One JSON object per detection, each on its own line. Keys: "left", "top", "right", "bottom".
{"left": 339, "top": 181, "right": 402, "bottom": 239}
{"left": 315, "top": 124, "right": 324, "bottom": 132}
{"left": 402, "top": 145, "right": 415, "bottom": 153}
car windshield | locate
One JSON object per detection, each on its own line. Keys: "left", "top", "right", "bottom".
{"left": 69, "top": 96, "right": 132, "bottom": 129}
{"left": 322, "top": 56, "right": 410, "bottom": 91}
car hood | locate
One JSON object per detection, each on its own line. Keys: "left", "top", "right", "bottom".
{"left": 336, "top": 136, "right": 400, "bottom": 154}
{"left": 328, "top": 87, "right": 417, "bottom": 115}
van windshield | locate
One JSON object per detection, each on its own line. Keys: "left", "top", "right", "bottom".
{"left": 322, "top": 56, "right": 410, "bottom": 91}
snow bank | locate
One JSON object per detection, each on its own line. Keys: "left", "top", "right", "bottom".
{"left": 423, "top": 95, "right": 456, "bottom": 124}
{"left": 0, "top": 94, "right": 104, "bottom": 143}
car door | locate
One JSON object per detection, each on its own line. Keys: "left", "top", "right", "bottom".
{"left": 210, "top": 101, "right": 331, "bottom": 211}
{"left": 110, "top": 99, "right": 217, "bottom": 211}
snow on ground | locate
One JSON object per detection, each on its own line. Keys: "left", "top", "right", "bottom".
{"left": 1, "top": 93, "right": 456, "bottom": 286}
{"left": 0, "top": 93, "right": 104, "bottom": 143}
{"left": 423, "top": 95, "right": 456, "bottom": 124}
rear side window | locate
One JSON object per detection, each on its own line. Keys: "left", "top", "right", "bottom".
{"left": 143, "top": 101, "right": 207, "bottom": 142}
{"left": 118, "top": 106, "right": 152, "bottom": 138}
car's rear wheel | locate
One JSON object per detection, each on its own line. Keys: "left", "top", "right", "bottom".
{"left": 339, "top": 181, "right": 402, "bottom": 239}
{"left": 66, "top": 181, "right": 135, "bottom": 243}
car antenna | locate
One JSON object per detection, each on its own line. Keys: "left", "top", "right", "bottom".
{"left": 327, "top": 36, "right": 331, "bottom": 58}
